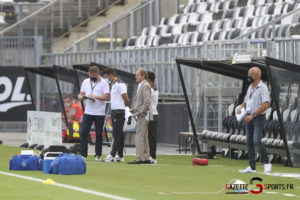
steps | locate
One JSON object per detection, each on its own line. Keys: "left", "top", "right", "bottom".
{"left": 53, "top": 0, "right": 142, "bottom": 53}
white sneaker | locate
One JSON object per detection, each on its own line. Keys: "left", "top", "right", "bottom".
{"left": 150, "top": 156, "right": 157, "bottom": 164}
{"left": 81, "top": 156, "right": 87, "bottom": 162}
{"left": 264, "top": 163, "right": 272, "bottom": 173}
{"left": 114, "top": 155, "right": 125, "bottom": 162}
{"left": 102, "top": 154, "right": 114, "bottom": 162}
{"left": 95, "top": 156, "right": 101, "bottom": 161}
{"left": 239, "top": 166, "right": 256, "bottom": 174}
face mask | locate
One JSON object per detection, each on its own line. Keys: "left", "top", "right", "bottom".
{"left": 104, "top": 78, "right": 111, "bottom": 84}
{"left": 248, "top": 76, "right": 254, "bottom": 84}
{"left": 90, "top": 77, "right": 97, "bottom": 82}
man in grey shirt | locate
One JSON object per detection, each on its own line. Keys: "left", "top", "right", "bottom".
{"left": 238, "top": 67, "right": 272, "bottom": 173}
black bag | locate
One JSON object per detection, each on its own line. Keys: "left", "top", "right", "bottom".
{"left": 40, "top": 145, "right": 70, "bottom": 159}
{"left": 70, "top": 143, "right": 81, "bottom": 155}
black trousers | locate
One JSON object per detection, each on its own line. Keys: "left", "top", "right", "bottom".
{"left": 80, "top": 114, "right": 105, "bottom": 158}
{"left": 110, "top": 109, "right": 125, "bottom": 157}
{"left": 148, "top": 115, "right": 159, "bottom": 159}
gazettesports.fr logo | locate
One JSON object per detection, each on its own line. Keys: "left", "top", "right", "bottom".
{"left": 225, "top": 177, "right": 294, "bottom": 195}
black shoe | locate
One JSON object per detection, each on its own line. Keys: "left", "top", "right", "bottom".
{"left": 127, "top": 160, "right": 143, "bottom": 164}
{"left": 142, "top": 160, "right": 152, "bottom": 164}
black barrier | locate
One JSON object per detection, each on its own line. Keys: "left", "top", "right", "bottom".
{"left": 0, "top": 66, "right": 34, "bottom": 121}
{"left": 265, "top": 57, "right": 300, "bottom": 167}
{"left": 24, "top": 67, "right": 67, "bottom": 127}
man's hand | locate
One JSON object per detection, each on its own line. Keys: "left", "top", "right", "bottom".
{"left": 237, "top": 108, "right": 242, "bottom": 114}
{"left": 129, "top": 109, "right": 135, "bottom": 114}
{"left": 244, "top": 115, "right": 254, "bottom": 123}
{"left": 88, "top": 94, "right": 95, "bottom": 99}
{"left": 78, "top": 94, "right": 85, "bottom": 101}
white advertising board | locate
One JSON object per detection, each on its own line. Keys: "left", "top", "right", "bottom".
{"left": 27, "top": 111, "right": 62, "bottom": 148}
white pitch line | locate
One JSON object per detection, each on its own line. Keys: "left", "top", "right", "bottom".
{"left": 0, "top": 171, "right": 133, "bottom": 200}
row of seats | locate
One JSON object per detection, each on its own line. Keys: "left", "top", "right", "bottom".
{"left": 200, "top": 101, "right": 300, "bottom": 150}
{"left": 186, "top": 0, "right": 295, "bottom": 13}
{"left": 123, "top": 23, "right": 296, "bottom": 48}
{"left": 144, "top": 16, "right": 294, "bottom": 37}
{"left": 169, "top": 3, "right": 299, "bottom": 26}
{"left": 184, "top": 1, "right": 298, "bottom": 17}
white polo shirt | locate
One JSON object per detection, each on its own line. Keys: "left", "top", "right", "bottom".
{"left": 80, "top": 77, "right": 110, "bottom": 116}
{"left": 111, "top": 80, "right": 127, "bottom": 110}
{"left": 151, "top": 86, "right": 159, "bottom": 115}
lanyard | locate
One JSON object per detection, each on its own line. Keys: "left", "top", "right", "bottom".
{"left": 90, "top": 80, "right": 99, "bottom": 94}
{"left": 249, "top": 86, "right": 260, "bottom": 99}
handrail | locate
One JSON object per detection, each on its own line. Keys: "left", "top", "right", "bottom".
{"left": 235, "top": 7, "right": 300, "bottom": 40}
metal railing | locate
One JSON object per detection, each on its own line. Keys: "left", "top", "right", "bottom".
{"left": 0, "top": 36, "right": 42, "bottom": 66}
{"left": 68, "top": 0, "right": 184, "bottom": 52}
{"left": 0, "top": 0, "right": 122, "bottom": 53}
{"left": 267, "top": 39, "right": 300, "bottom": 65}
{"left": 43, "top": 39, "right": 264, "bottom": 95}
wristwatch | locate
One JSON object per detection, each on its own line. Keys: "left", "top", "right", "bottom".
{"left": 252, "top": 112, "right": 257, "bottom": 117}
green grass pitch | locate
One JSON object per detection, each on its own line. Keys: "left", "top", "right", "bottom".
{"left": 0, "top": 145, "right": 299, "bottom": 200}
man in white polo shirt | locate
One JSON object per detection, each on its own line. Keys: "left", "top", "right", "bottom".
{"left": 147, "top": 71, "right": 159, "bottom": 164}
{"left": 102, "top": 67, "right": 130, "bottom": 162}
{"left": 78, "top": 66, "right": 110, "bottom": 161}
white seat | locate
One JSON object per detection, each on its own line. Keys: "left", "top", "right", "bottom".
{"left": 168, "top": 14, "right": 180, "bottom": 26}
{"left": 201, "top": 12, "right": 213, "bottom": 22}
{"left": 141, "top": 27, "right": 149, "bottom": 37}
{"left": 245, "top": 5, "right": 256, "bottom": 17}
{"left": 148, "top": 26, "right": 158, "bottom": 36}
{"left": 152, "top": 36, "right": 160, "bottom": 47}
{"left": 179, "top": 15, "right": 190, "bottom": 24}
{"left": 160, "top": 17, "right": 169, "bottom": 26}
{"left": 184, "top": 4, "right": 194, "bottom": 14}
{"left": 195, "top": 2, "right": 209, "bottom": 13}
{"left": 187, "top": 13, "right": 201, "bottom": 24}
{"left": 197, "top": 22, "right": 209, "bottom": 32}
{"left": 172, "top": 24, "right": 184, "bottom": 35}
{"left": 255, "top": 0, "right": 266, "bottom": 6}
{"left": 145, "top": 36, "right": 155, "bottom": 47}
{"left": 202, "top": 31, "right": 212, "bottom": 41}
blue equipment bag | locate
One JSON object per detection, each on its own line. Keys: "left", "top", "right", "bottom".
{"left": 51, "top": 153, "right": 86, "bottom": 175}
{"left": 9, "top": 155, "right": 42, "bottom": 171}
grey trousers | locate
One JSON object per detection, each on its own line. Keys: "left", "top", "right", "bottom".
{"left": 135, "top": 116, "right": 150, "bottom": 161}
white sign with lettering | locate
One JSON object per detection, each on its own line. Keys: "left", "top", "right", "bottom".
{"left": 27, "top": 111, "right": 62, "bottom": 148}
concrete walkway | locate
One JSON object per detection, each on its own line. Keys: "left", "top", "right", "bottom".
{"left": 0, "top": 132, "right": 192, "bottom": 156}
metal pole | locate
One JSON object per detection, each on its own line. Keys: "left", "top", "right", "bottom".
{"left": 149, "top": 0, "right": 153, "bottom": 27}
{"left": 68, "top": 0, "right": 71, "bottom": 32}
{"left": 34, "top": 36, "right": 42, "bottom": 66}
{"left": 175, "top": 0, "right": 179, "bottom": 14}
{"left": 87, "top": 0, "right": 90, "bottom": 19}
{"left": 176, "top": 62, "right": 201, "bottom": 154}
{"left": 93, "top": 32, "right": 97, "bottom": 51}
{"left": 129, "top": 12, "right": 134, "bottom": 37}
{"left": 34, "top": 15, "right": 38, "bottom": 36}
{"left": 156, "top": 0, "right": 161, "bottom": 25}
{"left": 78, "top": 0, "right": 82, "bottom": 17}
{"left": 17, "top": 4, "right": 24, "bottom": 37}
{"left": 203, "top": 71, "right": 207, "bottom": 130}
{"left": 218, "top": 75, "right": 222, "bottom": 132}
{"left": 25, "top": 72, "right": 36, "bottom": 110}
{"left": 60, "top": 0, "right": 63, "bottom": 28}
{"left": 36, "top": 74, "right": 41, "bottom": 111}
{"left": 110, "top": 23, "right": 113, "bottom": 49}
{"left": 50, "top": 4, "right": 54, "bottom": 53}
{"left": 53, "top": 66, "right": 69, "bottom": 128}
